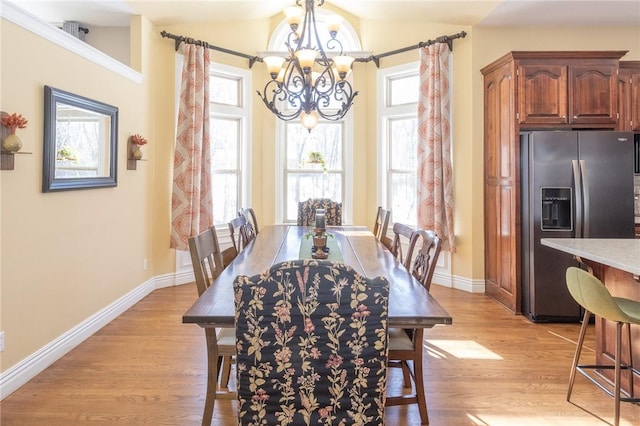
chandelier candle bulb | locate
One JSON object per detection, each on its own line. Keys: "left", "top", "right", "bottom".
{"left": 264, "top": 56, "right": 285, "bottom": 79}
{"left": 301, "top": 110, "right": 319, "bottom": 131}
{"left": 296, "top": 49, "right": 317, "bottom": 70}
{"left": 333, "top": 56, "right": 355, "bottom": 79}
{"left": 326, "top": 15, "right": 343, "bottom": 36}
{"left": 285, "top": 6, "right": 303, "bottom": 29}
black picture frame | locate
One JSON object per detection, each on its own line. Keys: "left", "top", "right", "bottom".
{"left": 43, "top": 85, "right": 118, "bottom": 192}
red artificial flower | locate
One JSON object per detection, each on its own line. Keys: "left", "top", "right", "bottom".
{"left": 131, "top": 134, "right": 148, "bottom": 146}
{"left": 1, "top": 113, "right": 28, "bottom": 133}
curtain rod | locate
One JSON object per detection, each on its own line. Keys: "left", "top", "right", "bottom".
{"left": 160, "top": 30, "right": 467, "bottom": 69}
{"left": 160, "top": 31, "right": 262, "bottom": 67}
{"left": 362, "top": 31, "right": 467, "bottom": 67}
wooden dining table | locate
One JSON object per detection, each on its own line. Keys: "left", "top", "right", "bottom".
{"left": 183, "top": 225, "right": 452, "bottom": 423}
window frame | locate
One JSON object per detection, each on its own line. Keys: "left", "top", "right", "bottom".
{"left": 209, "top": 63, "right": 252, "bottom": 229}
{"left": 377, "top": 62, "right": 420, "bottom": 226}
{"left": 275, "top": 114, "right": 353, "bottom": 224}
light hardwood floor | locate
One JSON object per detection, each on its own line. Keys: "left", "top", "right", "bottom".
{"left": 2, "top": 283, "right": 640, "bottom": 425}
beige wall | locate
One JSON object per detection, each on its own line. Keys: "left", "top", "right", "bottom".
{"left": 2, "top": 5, "right": 639, "bottom": 384}
{"left": 0, "top": 18, "right": 153, "bottom": 370}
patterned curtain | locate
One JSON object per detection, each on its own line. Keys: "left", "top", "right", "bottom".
{"left": 416, "top": 43, "right": 456, "bottom": 253}
{"left": 170, "top": 44, "right": 212, "bottom": 250}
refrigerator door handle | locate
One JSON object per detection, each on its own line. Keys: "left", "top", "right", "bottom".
{"left": 572, "top": 160, "right": 583, "bottom": 237}
{"left": 580, "top": 159, "right": 589, "bottom": 238}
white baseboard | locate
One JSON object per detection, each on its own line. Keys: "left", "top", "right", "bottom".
{"left": 432, "top": 271, "right": 486, "bottom": 293}
{"left": 0, "top": 272, "right": 193, "bottom": 400}
{"left": 0, "top": 267, "right": 482, "bottom": 400}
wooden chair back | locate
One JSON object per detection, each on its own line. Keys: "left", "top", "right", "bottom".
{"left": 389, "top": 223, "right": 416, "bottom": 267}
{"left": 238, "top": 207, "right": 259, "bottom": 235}
{"left": 222, "top": 216, "right": 248, "bottom": 267}
{"left": 187, "top": 226, "right": 225, "bottom": 297}
{"left": 405, "top": 229, "right": 442, "bottom": 292}
{"left": 373, "top": 206, "right": 391, "bottom": 243}
{"left": 234, "top": 259, "right": 389, "bottom": 425}
{"left": 297, "top": 198, "right": 342, "bottom": 226}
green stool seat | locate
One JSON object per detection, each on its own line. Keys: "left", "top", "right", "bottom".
{"left": 565, "top": 267, "right": 640, "bottom": 426}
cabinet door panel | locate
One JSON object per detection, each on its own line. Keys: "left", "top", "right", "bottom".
{"left": 484, "top": 184, "right": 519, "bottom": 313}
{"left": 630, "top": 71, "right": 640, "bottom": 131}
{"left": 569, "top": 65, "right": 618, "bottom": 125}
{"left": 617, "top": 68, "right": 631, "bottom": 131}
{"left": 518, "top": 64, "right": 567, "bottom": 125}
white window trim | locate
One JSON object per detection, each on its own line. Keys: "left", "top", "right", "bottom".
{"left": 377, "top": 62, "right": 419, "bottom": 216}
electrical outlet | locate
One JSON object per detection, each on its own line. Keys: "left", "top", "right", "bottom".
{"left": 143, "top": 258, "right": 148, "bottom": 271}
{"left": 0, "top": 331, "right": 5, "bottom": 352}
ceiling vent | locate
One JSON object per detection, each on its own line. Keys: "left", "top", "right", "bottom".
{"left": 61, "top": 21, "right": 89, "bottom": 41}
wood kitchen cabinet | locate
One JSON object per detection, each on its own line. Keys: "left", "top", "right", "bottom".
{"left": 516, "top": 52, "right": 623, "bottom": 128}
{"left": 481, "top": 51, "right": 627, "bottom": 313}
{"left": 618, "top": 61, "right": 640, "bottom": 132}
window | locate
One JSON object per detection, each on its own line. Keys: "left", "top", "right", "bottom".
{"left": 378, "top": 63, "right": 419, "bottom": 225}
{"left": 282, "top": 121, "right": 346, "bottom": 222}
{"left": 209, "top": 64, "right": 251, "bottom": 226}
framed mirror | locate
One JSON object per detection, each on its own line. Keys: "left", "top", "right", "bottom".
{"left": 43, "top": 86, "right": 118, "bottom": 192}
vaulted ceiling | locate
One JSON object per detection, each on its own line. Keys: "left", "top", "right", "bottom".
{"left": 8, "top": 0, "right": 640, "bottom": 28}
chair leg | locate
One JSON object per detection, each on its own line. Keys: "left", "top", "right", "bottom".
{"left": 568, "top": 309, "right": 591, "bottom": 401}
{"left": 219, "top": 355, "right": 232, "bottom": 388}
{"left": 401, "top": 361, "right": 412, "bottom": 388}
{"left": 614, "top": 322, "right": 622, "bottom": 426}
{"left": 627, "top": 323, "right": 635, "bottom": 398}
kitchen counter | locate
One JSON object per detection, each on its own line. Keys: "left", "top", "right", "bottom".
{"left": 540, "top": 238, "right": 640, "bottom": 276}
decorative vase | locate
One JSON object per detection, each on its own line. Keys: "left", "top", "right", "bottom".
{"left": 133, "top": 147, "right": 143, "bottom": 160}
{"left": 2, "top": 133, "right": 22, "bottom": 152}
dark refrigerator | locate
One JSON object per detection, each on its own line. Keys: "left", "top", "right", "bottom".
{"left": 520, "top": 130, "right": 635, "bottom": 322}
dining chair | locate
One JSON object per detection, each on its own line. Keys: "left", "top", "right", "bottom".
{"left": 405, "top": 229, "right": 442, "bottom": 292}
{"left": 238, "top": 207, "right": 259, "bottom": 235}
{"left": 373, "top": 206, "right": 391, "bottom": 246}
{"left": 297, "top": 198, "right": 342, "bottom": 226}
{"left": 565, "top": 266, "right": 640, "bottom": 426}
{"left": 234, "top": 259, "right": 389, "bottom": 425}
{"left": 187, "top": 226, "right": 236, "bottom": 425}
{"left": 222, "top": 215, "right": 249, "bottom": 267}
{"left": 389, "top": 222, "right": 417, "bottom": 266}
{"left": 386, "top": 228, "right": 442, "bottom": 425}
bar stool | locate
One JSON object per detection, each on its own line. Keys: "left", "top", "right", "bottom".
{"left": 565, "top": 267, "right": 640, "bottom": 426}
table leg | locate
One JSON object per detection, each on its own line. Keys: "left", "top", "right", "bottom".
{"left": 203, "top": 328, "right": 219, "bottom": 426}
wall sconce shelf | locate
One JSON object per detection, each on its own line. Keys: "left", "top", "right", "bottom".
{"left": 1, "top": 151, "right": 33, "bottom": 170}
{"left": 127, "top": 158, "right": 147, "bottom": 170}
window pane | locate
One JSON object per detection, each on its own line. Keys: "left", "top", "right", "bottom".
{"left": 286, "top": 173, "right": 342, "bottom": 222}
{"left": 389, "top": 74, "right": 419, "bottom": 106}
{"left": 211, "top": 118, "right": 239, "bottom": 170}
{"left": 286, "top": 122, "right": 342, "bottom": 170}
{"left": 212, "top": 173, "right": 238, "bottom": 225}
{"left": 211, "top": 74, "right": 240, "bottom": 106}
{"left": 391, "top": 173, "right": 416, "bottom": 225}
{"left": 390, "top": 118, "right": 417, "bottom": 170}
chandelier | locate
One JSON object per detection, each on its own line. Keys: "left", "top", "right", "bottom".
{"left": 257, "top": 0, "right": 358, "bottom": 131}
